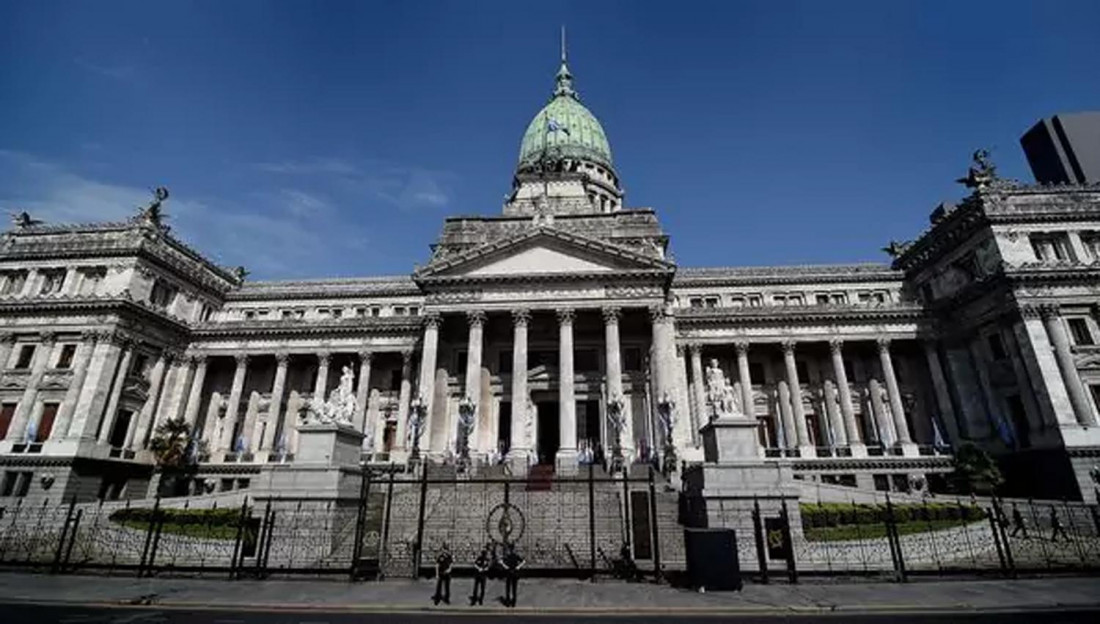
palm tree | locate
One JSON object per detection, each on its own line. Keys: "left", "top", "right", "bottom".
{"left": 149, "top": 417, "right": 192, "bottom": 469}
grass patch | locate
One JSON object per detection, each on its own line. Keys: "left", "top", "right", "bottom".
{"left": 804, "top": 517, "right": 977, "bottom": 542}
{"left": 109, "top": 507, "right": 244, "bottom": 541}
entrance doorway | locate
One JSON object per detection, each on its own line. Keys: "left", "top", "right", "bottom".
{"left": 536, "top": 401, "right": 559, "bottom": 465}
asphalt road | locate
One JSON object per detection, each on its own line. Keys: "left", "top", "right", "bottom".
{"left": 3, "top": 603, "right": 1100, "bottom": 624}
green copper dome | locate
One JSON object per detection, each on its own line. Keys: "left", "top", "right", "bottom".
{"left": 517, "top": 60, "right": 614, "bottom": 172}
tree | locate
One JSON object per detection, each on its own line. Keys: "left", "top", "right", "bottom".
{"left": 949, "top": 443, "right": 1003, "bottom": 495}
{"left": 149, "top": 417, "right": 192, "bottom": 470}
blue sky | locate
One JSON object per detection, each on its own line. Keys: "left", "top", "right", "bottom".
{"left": 2, "top": 0, "right": 1098, "bottom": 280}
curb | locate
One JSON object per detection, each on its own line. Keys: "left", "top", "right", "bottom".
{"left": 3, "top": 597, "right": 1099, "bottom": 616}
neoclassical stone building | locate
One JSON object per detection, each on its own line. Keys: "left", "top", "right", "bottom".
{"left": 2, "top": 53, "right": 1099, "bottom": 504}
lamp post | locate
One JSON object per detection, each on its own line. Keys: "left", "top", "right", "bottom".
{"left": 607, "top": 396, "right": 626, "bottom": 474}
{"left": 656, "top": 392, "right": 677, "bottom": 477}
{"left": 456, "top": 395, "right": 476, "bottom": 474}
{"left": 408, "top": 395, "right": 427, "bottom": 465}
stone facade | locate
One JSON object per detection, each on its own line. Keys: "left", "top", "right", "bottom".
{"left": 2, "top": 56, "right": 1100, "bottom": 509}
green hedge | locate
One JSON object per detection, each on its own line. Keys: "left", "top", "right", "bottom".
{"left": 800, "top": 502, "right": 984, "bottom": 530}
{"left": 109, "top": 507, "right": 243, "bottom": 527}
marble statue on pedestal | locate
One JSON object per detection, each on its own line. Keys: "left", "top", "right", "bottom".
{"left": 305, "top": 365, "right": 357, "bottom": 427}
{"left": 704, "top": 358, "right": 740, "bottom": 421}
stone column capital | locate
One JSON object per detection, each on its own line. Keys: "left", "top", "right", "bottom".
{"left": 234, "top": 353, "right": 250, "bottom": 366}
{"left": 733, "top": 340, "right": 750, "bottom": 356}
{"left": 828, "top": 338, "right": 844, "bottom": 354}
{"left": 780, "top": 339, "right": 797, "bottom": 355}
{"left": 400, "top": 348, "right": 414, "bottom": 364}
{"left": 556, "top": 307, "right": 575, "bottom": 325}
{"left": 675, "top": 342, "right": 686, "bottom": 357}
{"left": 601, "top": 306, "right": 621, "bottom": 325}
{"left": 511, "top": 308, "right": 531, "bottom": 327}
{"left": 1037, "top": 303, "right": 1061, "bottom": 321}
{"left": 423, "top": 312, "right": 442, "bottom": 329}
{"left": 163, "top": 348, "right": 183, "bottom": 363}
{"left": 357, "top": 350, "right": 374, "bottom": 364}
{"left": 274, "top": 351, "right": 291, "bottom": 365}
{"left": 39, "top": 331, "right": 57, "bottom": 345}
{"left": 0, "top": 331, "right": 14, "bottom": 345}
{"left": 185, "top": 351, "right": 207, "bottom": 365}
{"left": 78, "top": 330, "right": 100, "bottom": 344}
{"left": 316, "top": 351, "right": 331, "bottom": 365}
{"left": 876, "top": 337, "right": 892, "bottom": 352}
{"left": 466, "top": 310, "right": 486, "bottom": 327}
{"left": 648, "top": 304, "right": 673, "bottom": 324}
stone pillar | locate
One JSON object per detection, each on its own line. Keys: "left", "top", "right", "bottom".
{"left": 689, "top": 343, "right": 707, "bottom": 426}
{"left": 261, "top": 352, "right": 290, "bottom": 450}
{"left": 877, "top": 339, "right": 915, "bottom": 453}
{"left": 508, "top": 309, "right": 533, "bottom": 466}
{"left": 10, "top": 332, "right": 56, "bottom": 441}
{"left": 417, "top": 313, "right": 441, "bottom": 449}
{"left": 781, "top": 340, "right": 813, "bottom": 455}
{"left": 69, "top": 333, "right": 123, "bottom": 439}
{"left": 355, "top": 351, "right": 373, "bottom": 435}
{"left": 0, "top": 332, "right": 14, "bottom": 371}
{"left": 461, "top": 310, "right": 486, "bottom": 452}
{"left": 129, "top": 350, "right": 170, "bottom": 450}
{"left": 395, "top": 349, "right": 413, "bottom": 451}
{"left": 603, "top": 306, "right": 633, "bottom": 458}
{"left": 827, "top": 343, "right": 856, "bottom": 452}
{"left": 921, "top": 341, "right": 958, "bottom": 442}
{"left": 183, "top": 356, "right": 208, "bottom": 429}
{"left": 735, "top": 341, "right": 755, "bottom": 418}
{"left": 54, "top": 332, "right": 97, "bottom": 439}
{"left": 675, "top": 344, "right": 695, "bottom": 446}
{"left": 1042, "top": 307, "right": 1097, "bottom": 426}
{"left": 313, "top": 351, "right": 331, "bottom": 401}
{"left": 98, "top": 340, "right": 135, "bottom": 444}
{"left": 649, "top": 304, "right": 687, "bottom": 449}
{"left": 220, "top": 354, "right": 250, "bottom": 450}
{"left": 555, "top": 308, "right": 578, "bottom": 471}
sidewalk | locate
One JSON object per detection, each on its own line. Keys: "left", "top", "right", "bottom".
{"left": 0, "top": 571, "right": 1098, "bottom": 614}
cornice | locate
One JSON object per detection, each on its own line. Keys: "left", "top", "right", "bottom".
{"left": 229, "top": 275, "right": 420, "bottom": 301}
{"left": 674, "top": 263, "right": 901, "bottom": 287}
{"left": 792, "top": 455, "right": 953, "bottom": 472}
{"left": 0, "top": 295, "right": 191, "bottom": 334}
{"left": 676, "top": 303, "right": 925, "bottom": 326}
{"left": 416, "top": 269, "right": 674, "bottom": 287}
{"left": 191, "top": 316, "right": 422, "bottom": 339}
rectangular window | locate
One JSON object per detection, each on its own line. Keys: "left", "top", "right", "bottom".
{"left": 409, "top": 307, "right": 419, "bottom": 316}
{"left": 0, "top": 403, "right": 16, "bottom": 440}
{"left": 831, "top": 293, "right": 847, "bottom": 304}
{"left": 815, "top": 294, "right": 830, "bottom": 305}
{"left": 1031, "top": 233, "right": 1070, "bottom": 262}
{"left": 689, "top": 298, "right": 703, "bottom": 309}
{"left": 149, "top": 279, "right": 177, "bottom": 309}
{"left": 0, "top": 270, "right": 28, "bottom": 295}
{"left": 987, "top": 333, "right": 1008, "bottom": 360}
{"left": 1, "top": 471, "right": 17, "bottom": 497}
{"left": 747, "top": 295, "right": 762, "bottom": 307}
{"left": 393, "top": 306, "right": 406, "bottom": 316}
{"left": 244, "top": 310, "right": 256, "bottom": 320}
{"left": 78, "top": 267, "right": 106, "bottom": 295}
{"left": 130, "top": 354, "right": 148, "bottom": 378}
{"left": 873, "top": 292, "right": 887, "bottom": 303}
{"left": 36, "top": 403, "right": 58, "bottom": 442}
{"left": 1068, "top": 318, "right": 1094, "bottom": 346}
{"left": 1082, "top": 233, "right": 1100, "bottom": 260}
{"left": 14, "top": 345, "right": 35, "bottom": 369}
{"left": 281, "top": 310, "right": 294, "bottom": 320}
{"left": 704, "top": 297, "right": 719, "bottom": 308}
{"left": 56, "top": 344, "right": 77, "bottom": 369}
{"left": 371, "top": 307, "right": 381, "bottom": 317}
{"left": 788, "top": 295, "right": 804, "bottom": 306}
{"left": 355, "top": 307, "right": 366, "bottom": 317}
{"left": 858, "top": 292, "right": 872, "bottom": 303}
{"left": 108, "top": 411, "right": 132, "bottom": 448}
{"left": 331, "top": 308, "right": 342, "bottom": 319}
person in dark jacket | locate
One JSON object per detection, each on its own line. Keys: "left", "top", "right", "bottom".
{"left": 432, "top": 543, "right": 453, "bottom": 605}
{"left": 501, "top": 543, "right": 525, "bottom": 607}
{"left": 469, "top": 544, "right": 491, "bottom": 606}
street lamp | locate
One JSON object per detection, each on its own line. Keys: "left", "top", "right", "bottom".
{"left": 656, "top": 392, "right": 677, "bottom": 477}
{"left": 408, "top": 395, "right": 427, "bottom": 464}
{"left": 456, "top": 395, "right": 476, "bottom": 474}
{"left": 607, "top": 396, "right": 626, "bottom": 474}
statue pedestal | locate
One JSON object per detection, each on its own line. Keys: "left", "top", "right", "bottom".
{"left": 701, "top": 415, "right": 762, "bottom": 462}
{"left": 257, "top": 423, "right": 365, "bottom": 499}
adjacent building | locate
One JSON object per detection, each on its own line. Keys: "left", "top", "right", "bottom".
{"left": 1021, "top": 112, "right": 1100, "bottom": 185}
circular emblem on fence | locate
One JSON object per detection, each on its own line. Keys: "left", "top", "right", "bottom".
{"left": 486, "top": 502, "right": 525, "bottom": 546}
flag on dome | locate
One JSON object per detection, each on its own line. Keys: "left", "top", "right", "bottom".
{"left": 548, "top": 117, "right": 570, "bottom": 135}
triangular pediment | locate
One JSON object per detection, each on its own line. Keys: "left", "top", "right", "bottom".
{"left": 416, "top": 226, "right": 673, "bottom": 281}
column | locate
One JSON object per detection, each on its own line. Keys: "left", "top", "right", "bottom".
{"left": 263, "top": 352, "right": 289, "bottom": 450}
{"left": 313, "top": 351, "right": 331, "bottom": 401}
{"left": 69, "top": 332, "right": 123, "bottom": 439}
{"left": 781, "top": 340, "right": 812, "bottom": 454}
{"left": 460, "top": 311, "right": 486, "bottom": 453}
{"left": 776, "top": 379, "right": 795, "bottom": 449}
{"left": 221, "top": 354, "right": 249, "bottom": 450}
{"left": 354, "top": 351, "right": 373, "bottom": 435}
{"left": 98, "top": 339, "right": 135, "bottom": 444}
{"left": 417, "top": 313, "right": 441, "bottom": 450}
{"left": 877, "top": 339, "right": 914, "bottom": 452}
{"left": 129, "top": 350, "right": 170, "bottom": 450}
{"left": 10, "top": 332, "right": 56, "bottom": 441}
{"left": 1042, "top": 307, "right": 1097, "bottom": 426}
{"left": 183, "top": 355, "right": 209, "bottom": 429}
{"left": 675, "top": 344, "right": 695, "bottom": 446}
{"left": 509, "top": 309, "right": 533, "bottom": 463}
{"left": 603, "top": 306, "right": 633, "bottom": 458}
{"left": 921, "top": 341, "right": 958, "bottom": 442}
{"left": 829, "top": 340, "right": 863, "bottom": 454}
{"left": 735, "top": 341, "right": 755, "bottom": 418}
{"left": 649, "top": 305, "right": 688, "bottom": 448}
{"left": 689, "top": 343, "right": 707, "bottom": 425}
{"left": 395, "top": 349, "right": 413, "bottom": 451}
{"left": 555, "top": 308, "right": 578, "bottom": 470}
{"left": 0, "top": 332, "right": 14, "bottom": 371}
{"left": 54, "top": 332, "right": 97, "bottom": 439}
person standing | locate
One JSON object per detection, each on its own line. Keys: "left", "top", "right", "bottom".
{"left": 1010, "top": 503, "right": 1028, "bottom": 538}
{"left": 1050, "top": 507, "right": 1069, "bottom": 542}
{"left": 469, "top": 545, "right": 491, "bottom": 606}
{"left": 432, "top": 543, "right": 454, "bottom": 605}
{"left": 502, "top": 543, "right": 525, "bottom": 607}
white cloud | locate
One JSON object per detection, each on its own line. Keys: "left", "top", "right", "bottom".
{"left": 277, "top": 189, "right": 331, "bottom": 218}
{"left": 252, "top": 158, "right": 359, "bottom": 176}
{"left": 254, "top": 156, "right": 456, "bottom": 211}
{"left": 74, "top": 58, "right": 137, "bottom": 82}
